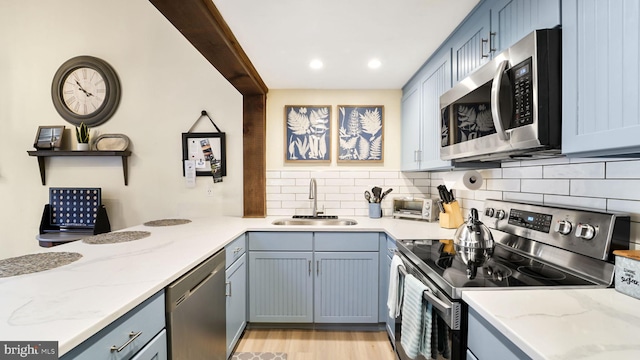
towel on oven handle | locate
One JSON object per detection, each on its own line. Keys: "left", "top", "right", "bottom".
{"left": 387, "top": 254, "right": 404, "bottom": 318}
{"left": 401, "top": 273, "right": 433, "bottom": 359}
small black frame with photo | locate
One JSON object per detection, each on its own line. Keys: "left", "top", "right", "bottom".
{"left": 182, "top": 132, "right": 227, "bottom": 179}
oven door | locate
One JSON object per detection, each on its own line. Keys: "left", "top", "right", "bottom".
{"left": 394, "top": 252, "right": 467, "bottom": 360}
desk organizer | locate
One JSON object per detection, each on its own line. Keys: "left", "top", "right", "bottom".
{"left": 439, "top": 200, "right": 464, "bottom": 229}
{"left": 37, "top": 187, "right": 110, "bottom": 247}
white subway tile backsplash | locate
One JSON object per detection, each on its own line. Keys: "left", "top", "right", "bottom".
{"left": 473, "top": 190, "right": 503, "bottom": 201}
{"left": 355, "top": 178, "right": 385, "bottom": 186}
{"left": 571, "top": 180, "right": 640, "bottom": 200}
{"left": 281, "top": 171, "right": 311, "bottom": 179}
{"left": 296, "top": 178, "right": 325, "bottom": 186}
{"left": 607, "top": 199, "right": 640, "bottom": 222}
{"left": 370, "top": 171, "right": 399, "bottom": 179}
{"left": 310, "top": 171, "right": 342, "bottom": 178}
{"left": 326, "top": 178, "right": 355, "bottom": 186}
{"left": 267, "top": 193, "right": 296, "bottom": 201}
{"left": 281, "top": 200, "right": 311, "bottom": 209}
{"left": 500, "top": 161, "right": 522, "bottom": 168}
{"left": 521, "top": 179, "right": 569, "bottom": 195}
{"left": 518, "top": 157, "right": 570, "bottom": 166}
{"left": 296, "top": 193, "right": 323, "bottom": 201}
{"left": 266, "top": 201, "right": 281, "bottom": 209}
{"left": 325, "top": 193, "right": 355, "bottom": 201}
{"left": 486, "top": 179, "right": 520, "bottom": 192}
{"left": 281, "top": 186, "right": 308, "bottom": 194}
{"left": 503, "top": 166, "right": 543, "bottom": 179}
{"left": 478, "top": 169, "right": 502, "bottom": 179}
{"left": 340, "top": 171, "right": 370, "bottom": 178}
{"left": 543, "top": 163, "right": 605, "bottom": 179}
{"left": 266, "top": 171, "right": 281, "bottom": 179}
{"left": 340, "top": 186, "right": 363, "bottom": 194}
{"left": 341, "top": 201, "right": 368, "bottom": 209}
{"left": 606, "top": 160, "right": 640, "bottom": 179}
{"left": 267, "top": 178, "right": 296, "bottom": 186}
{"left": 384, "top": 178, "right": 414, "bottom": 186}
{"left": 502, "top": 192, "right": 544, "bottom": 203}
{"left": 402, "top": 172, "right": 430, "bottom": 179}
{"left": 266, "top": 186, "right": 281, "bottom": 194}
{"left": 413, "top": 179, "right": 431, "bottom": 187}
{"left": 269, "top": 209, "right": 295, "bottom": 216}
{"left": 543, "top": 195, "right": 607, "bottom": 210}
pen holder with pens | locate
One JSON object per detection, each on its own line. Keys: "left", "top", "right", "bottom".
{"left": 439, "top": 200, "right": 464, "bottom": 229}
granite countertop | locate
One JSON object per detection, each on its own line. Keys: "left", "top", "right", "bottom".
{"left": 0, "top": 215, "right": 454, "bottom": 355}
{"left": 463, "top": 289, "right": 640, "bottom": 360}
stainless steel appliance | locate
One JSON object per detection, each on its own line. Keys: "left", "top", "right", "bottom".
{"left": 393, "top": 199, "right": 630, "bottom": 360}
{"left": 440, "top": 29, "right": 561, "bottom": 162}
{"left": 392, "top": 197, "right": 440, "bottom": 222}
{"left": 166, "top": 249, "right": 226, "bottom": 360}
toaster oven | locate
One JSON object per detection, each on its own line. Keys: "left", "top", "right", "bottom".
{"left": 392, "top": 197, "right": 439, "bottom": 222}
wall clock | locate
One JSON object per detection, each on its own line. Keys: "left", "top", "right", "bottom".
{"left": 51, "top": 55, "right": 121, "bottom": 126}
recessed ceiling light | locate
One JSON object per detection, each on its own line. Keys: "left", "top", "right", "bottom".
{"left": 309, "top": 59, "right": 323, "bottom": 69}
{"left": 368, "top": 59, "right": 382, "bottom": 69}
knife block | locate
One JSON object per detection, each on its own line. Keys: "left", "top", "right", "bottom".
{"left": 439, "top": 201, "right": 464, "bottom": 229}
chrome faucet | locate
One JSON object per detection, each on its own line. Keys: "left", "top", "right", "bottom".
{"left": 309, "top": 178, "right": 323, "bottom": 217}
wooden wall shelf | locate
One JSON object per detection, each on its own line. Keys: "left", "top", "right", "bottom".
{"left": 27, "top": 150, "right": 132, "bottom": 186}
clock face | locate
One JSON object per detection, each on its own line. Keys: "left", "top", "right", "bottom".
{"left": 61, "top": 67, "right": 107, "bottom": 116}
{"left": 52, "top": 56, "right": 121, "bottom": 126}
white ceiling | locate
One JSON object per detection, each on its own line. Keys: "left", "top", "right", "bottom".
{"left": 211, "top": 0, "right": 480, "bottom": 90}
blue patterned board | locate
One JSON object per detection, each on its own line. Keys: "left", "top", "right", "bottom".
{"left": 49, "top": 188, "right": 101, "bottom": 228}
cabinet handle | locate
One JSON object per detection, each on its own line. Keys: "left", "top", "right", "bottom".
{"left": 308, "top": 260, "right": 311, "bottom": 276}
{"left": 414, "top": 150, "right": 422, "bottom": 162}
{"left": 233, "top": 247, "right": 242, "bottom": 255}
{"left": 481, "top": 37, "right": 489, "bottom": 58}
{"left": 316, "top": 260, "right": 320, "bottom": 276}
{"left": 489, "top": 32, "right": 496, "bottom": 53}
{"left": 110, "top": 331, "right": 142, "bottom": 352}
{"left": 225, "top": 281, "right": 231, "bottom": 297}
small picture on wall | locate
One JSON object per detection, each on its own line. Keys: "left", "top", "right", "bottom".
{"left": 34, "top": 126, "right": 65, "bottom": 149}
{"left": 338, "top": 105, "right": 383, "bottom": 162}
{"left": 182, "top": 132, "right": 226, "bottom": 178}
{"left": 284, "top": 105, "right": 331, "bottom": 163}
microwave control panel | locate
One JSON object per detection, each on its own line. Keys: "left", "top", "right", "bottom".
{"left": 511, "top": 57, "right": 533, "bottom": 127}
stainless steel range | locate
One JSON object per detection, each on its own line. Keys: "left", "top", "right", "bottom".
{"left": 393, "top": 199, "right": 630, "bottom": 360}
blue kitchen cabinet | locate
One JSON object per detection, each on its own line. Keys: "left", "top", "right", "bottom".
{"left": 490, "top": 0, "right": 561, "bottom": 54}
{"left": 314, "top": 232, "right": 379, "bottom": 324}
{"left": 562, "top": 0, "right": 640, "bottom": 157}
{"left": 60, "top": 291, "right": 166, "bottom": 360}
{"left": 401, "top": 83, "right": 422, "bottom": 171}
{"left": 248, "top": 232, "right": 314, "bottom": 323}
{"left": 467, "top": 307, "right": 531, "bottom": 360}
{"left": 451, "top": 6, "right": 492, "bottom": 84}
{"left": 225, "top": 234, "right": 247, "bottom": 358}
{"left": 401, "top": 49, "right": 453, "bottom": 171}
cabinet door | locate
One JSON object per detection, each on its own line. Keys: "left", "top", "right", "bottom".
{"left": 420, "top": 51, "right": 453, "bottom": 170}
{"left": 468, "top": 308, "right": 531, "bottom": 360}
{"left": 490, "top": 0, "right": 561, "bottom": 54}
{"left": 451, "top": 9, "right": 491, "bottom": 84}
{"left": 226, "top": 253, "right": 247, "bottom": 358}
{"left": 314, "top": 252, "right": 379, "bottom": 323}
{"left": 562, "top": 0, "right": 640, "bottom": 157}
{"left": 401, "top": 84, "right": 422, "bottom": 171}
{"left": 131, "top": 330, "right": 167, "bottom": 360}
{"left": 249, "top": 251, "right": 313, "bottom": 323}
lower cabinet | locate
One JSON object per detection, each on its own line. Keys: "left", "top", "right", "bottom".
{"left": 60, "top": 290, "right": 166, "bottom": 360}
{"left": 247, "top": 232, "right": 380, "bottom": 324}
{"left": 467, "top": 307, "right": 531, "bottom": 360}
{"left": 226, "top": 253, "right": 247, "bottom": 358}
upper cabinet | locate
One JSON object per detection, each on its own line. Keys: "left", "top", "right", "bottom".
{"left": 562, "top": 0, "right": 640, "bottom": 157}
{"left": 401, "top": 0, "right": 560, "bottom": 170}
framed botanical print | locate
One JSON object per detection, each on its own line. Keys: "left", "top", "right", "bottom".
{"left": 284, "top": 105, "right": 331, "bottom": 163}
{"left": 182, "top": 132, "right": 226, "bottom": 179}
{"left": 337, "top": 105, "right": 384, "bottom": 162}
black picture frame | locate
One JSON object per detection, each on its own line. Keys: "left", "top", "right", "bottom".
{"left": 34, "top": 125, "right": 65, "bottom": 149}
{"left": 182, "top": 132, "right": 227, "bottom": 177}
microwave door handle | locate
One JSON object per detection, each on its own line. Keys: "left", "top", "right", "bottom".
{"left": 491, "top": 60, "right": 510, "bottom": 141}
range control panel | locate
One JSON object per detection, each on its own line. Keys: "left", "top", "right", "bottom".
{"left": 481, "top": 199, "right": 630, "bottom": 261}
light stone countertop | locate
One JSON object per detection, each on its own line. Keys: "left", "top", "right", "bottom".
{"left": 463, "top": 288, "right": 640, "bottom": 360}
{"left": 0, "top": 215, "right": 454, "bottom": 355}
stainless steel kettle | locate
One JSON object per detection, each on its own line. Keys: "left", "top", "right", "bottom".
{"left": 453, "top": 208, "right": 495, "bottom": 279}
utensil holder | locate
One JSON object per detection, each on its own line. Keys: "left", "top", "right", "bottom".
{"left": 439, "top": 201, "right": 464, "bottom": 229}
{"left": 369, "top": 203, "right": 382, "bottom": 218}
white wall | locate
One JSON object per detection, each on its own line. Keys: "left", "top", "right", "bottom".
{"left": 0, "top": 0, "right": 244, "bottom": 259}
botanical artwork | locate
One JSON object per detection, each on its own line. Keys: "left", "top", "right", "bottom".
{"left": 285, "top": 105, "right": 331, "bottom": 162}
{"left": 338, "top": 106, "right": 383, "bottom": 162}
{"left": 453, "top": 103, "right": 495, "bottom": 143}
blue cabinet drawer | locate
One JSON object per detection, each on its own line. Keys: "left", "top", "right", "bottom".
{"left": 61, "top": 291, "right": 165, "bottom": 360}
{"left": 314, "top": 232, "right": 379, "bottom": 251}
{"left": 130, "top": 329, "right": 167, "bottom": 360}
{"left": 248, "top": 232, "right": 313, "bottom": 251}
{"left": 225, "top": 233, "right": 247, "bottom": 267}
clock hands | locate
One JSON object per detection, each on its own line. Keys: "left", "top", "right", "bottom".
{"left": 75, "top": 80, "right": 94, "bottom": 97}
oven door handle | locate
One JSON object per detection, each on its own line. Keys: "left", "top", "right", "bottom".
{"left": 423, "top": 289, "right": 451, "bottom": 317}
{"left": 491, "top": 59, "right": 510, "bottom": 141}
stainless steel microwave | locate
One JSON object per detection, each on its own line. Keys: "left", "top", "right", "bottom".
{"left": 440, "top": 29, "right": 561, "bottom": 162}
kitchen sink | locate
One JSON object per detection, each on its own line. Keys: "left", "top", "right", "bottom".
{"left": 271, "top": 218, "right": 358, "bottom": 226}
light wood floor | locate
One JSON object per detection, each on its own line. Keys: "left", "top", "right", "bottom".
{"left": 234, "top": 329, "right": 397, "bottom": 360}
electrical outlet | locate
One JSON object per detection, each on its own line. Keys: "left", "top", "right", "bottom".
{"left": 206, "top": 187, "right": 213, "bottom": 197}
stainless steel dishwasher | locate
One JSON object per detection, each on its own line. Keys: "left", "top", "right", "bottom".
{"left": 166, "top": 249, "right": 226, "bottom": 360}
